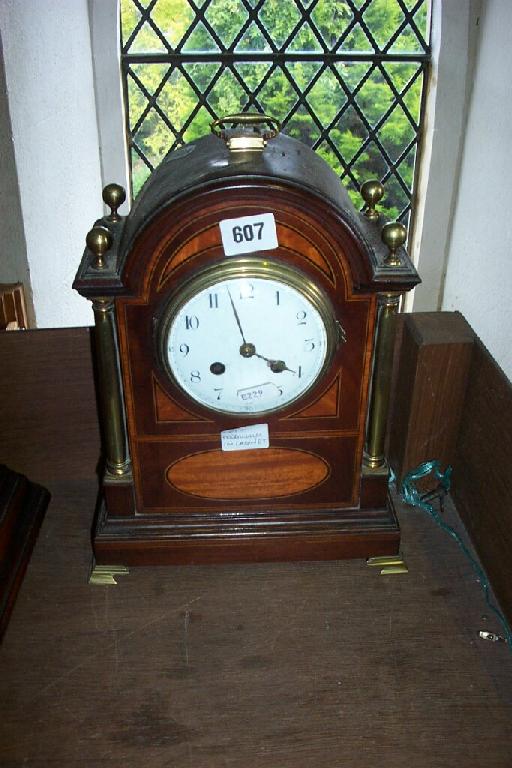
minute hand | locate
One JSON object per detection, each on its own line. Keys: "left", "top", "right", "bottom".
{"left": 226, "top": 288, "right": 256, "bottom": 358}
{"left": 226, "top": 287, "right": 247, "bottom": 344}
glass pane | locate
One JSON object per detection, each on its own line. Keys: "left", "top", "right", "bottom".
{"left": 259, "top": 0, "right": 302, "bottom": 49}
{"left": 206, "top": 68, "right": 249, "bottom": 114}
{"left": 307, "top": 68, "right": 346, "bottom": 127}
{"left": 287, "top": 22, "right": 323, "bottom": 52}
{"left": 235, "top": 21, "right": 271, "bottom": 52}
{"left": 182, "top": 22, "right": 221, "bottom": 52}
{"left": 126, "top": 22, "right": 168, "bottom": 53}
{"left": 311, "top": 0, "right": 354, "bottom": 50}
{"left": 256, "top": 67, "right": 297, "bottom": 120}
{"left": 204, "top": 0, "right": 249, "bottom": 48}
{"left": 234, "top": 62, "right": 273, "bottom": 95}
{"left": 354, "top": 66, "right": 395, "bottom": 127}
{"left": 284, "top": 103, "right": 322, "bottom": 146}
{"left": 363, "top": 0, "right": 406, "bottom": 51}
{"left": 131, "top": 149, "right": 152, "bottom": 196}
{"left": 414, "top": 3, "right": 430, "bottom": 43}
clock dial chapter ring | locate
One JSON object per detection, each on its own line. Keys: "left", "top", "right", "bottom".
{"left": 156, "top": 257, "right": 342, "bottom": 416}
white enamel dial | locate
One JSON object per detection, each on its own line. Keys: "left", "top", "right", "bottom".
{"left": 160, "top": 262, "right": 336, "bottom": 415}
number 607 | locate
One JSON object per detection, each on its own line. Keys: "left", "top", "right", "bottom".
{"left": 232, "top": 221, "right": 264, "bottom": 243}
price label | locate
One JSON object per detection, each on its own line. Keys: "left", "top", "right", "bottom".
{"left": 220, "top": 423, "right": 270, "bottom": 452}
{"left": 219, "top": 213, "right": 278, "bottom": 256}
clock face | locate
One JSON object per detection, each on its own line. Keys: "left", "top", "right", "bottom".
{"left": 159, "top": 260, "right": 337, "bottom": 415}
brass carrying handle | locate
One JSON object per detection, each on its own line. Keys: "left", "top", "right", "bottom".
{"left": 210, "top": 113, "right": 281, "bottom": 144}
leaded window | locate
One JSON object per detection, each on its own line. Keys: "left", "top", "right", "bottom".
{"left": 120, "top": 0, "right": 430, "bottom": 221}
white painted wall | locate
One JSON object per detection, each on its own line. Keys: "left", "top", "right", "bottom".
{"left": 0, "top": 32, "right": 35, "bottom": 325}
{"left": 442, "top": 0, "right": 512, "bottom": 380}
{"left": 0, "top": 0, "right": 102, "bottom": 327}
{"left": 408, "top": 0, "right": 481, "bottom": 312}
{"left": 88, "top": 0, "right": 130, "bottom": 211}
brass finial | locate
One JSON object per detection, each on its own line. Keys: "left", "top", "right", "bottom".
{"left": 360, "top": 179, "right": 384, "bottom": 221}
{"left": 86, "top": 225, "right": 113, "bottom": 270}
{"left": 102, "top": 183, "right": 126, "bottom": 222}
{"left": 381, "top": 222, "right": 407, "bottom": 267}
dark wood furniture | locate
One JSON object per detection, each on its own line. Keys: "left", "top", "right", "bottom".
{"left": 387, "top": 311, "right": 475, "bottom": 485}
{"left": 0, "top": 464, "right": 49, "bottom": 640}
{"left": 451, "top": 336, "right": 512, "bottom": 627}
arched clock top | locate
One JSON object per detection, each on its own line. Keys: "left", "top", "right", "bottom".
{"left": 73, "top": 132, "right": 419, "bottom": 301}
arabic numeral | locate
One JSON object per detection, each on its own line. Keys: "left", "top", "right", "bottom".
{"left": 232, "top": 222, "right": 264, "bottom": 244}
{"left": 240, "top": 282, "right": 255, "bottom": 299}
{"left": 190, "top": 370, "right": 201, "bottom": 383}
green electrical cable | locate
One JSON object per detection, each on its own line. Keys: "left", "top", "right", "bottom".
{"left": 399, "top": 460, "right": 512, "bottom": 650}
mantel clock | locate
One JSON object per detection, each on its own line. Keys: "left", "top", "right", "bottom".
{"left": 74, "top": 114, "right": 419, "bottom": 566}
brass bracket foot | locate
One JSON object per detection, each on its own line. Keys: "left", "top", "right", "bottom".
{"left": 366, "top": 555, "right": 408, "bottom": 575}
{"left": 89, "top": 563, "right": 130, "bottom": 585}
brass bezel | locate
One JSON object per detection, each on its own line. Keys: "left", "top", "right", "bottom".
{"left": 156, "top": 257, "right": 341, "bottom": 417}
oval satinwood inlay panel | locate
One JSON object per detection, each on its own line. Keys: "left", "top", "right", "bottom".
{"left": 167, "top": 447, "right": 329, "bottom": 500}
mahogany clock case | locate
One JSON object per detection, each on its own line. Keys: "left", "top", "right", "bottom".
{"left": 74, "top": 132, "right": 419, "bottom": 565}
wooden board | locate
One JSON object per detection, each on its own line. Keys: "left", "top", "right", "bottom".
{"left": 387, "top": 312, "right": 475, "bottom": 485}
{"left": 452, "top": 337, "right": 512, "bottom": 626}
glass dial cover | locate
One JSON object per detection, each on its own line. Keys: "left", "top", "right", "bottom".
{"left": 159, "top": 261, "right": 337, "bottom": 415}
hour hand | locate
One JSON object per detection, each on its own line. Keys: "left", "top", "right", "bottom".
{"left": 269, "top": 359, "right": 295, "bottom": 374}
{"left": 254, "top": 352, "right": 295, "bottom": 374}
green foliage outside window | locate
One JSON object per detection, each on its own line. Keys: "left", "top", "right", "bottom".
{"left": 121, "top": 0, "right": 429, "bottom": 220}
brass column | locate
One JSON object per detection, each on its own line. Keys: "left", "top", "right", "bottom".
{"left": 364, "top": 292, "right": 401, "bottom": 469}
{"left": 92, "top": 297, "right": 131, "bottom": 477}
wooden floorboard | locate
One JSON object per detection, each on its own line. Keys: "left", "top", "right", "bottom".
{"left": 1, "top": 477, "right": 511, "bottom": 767}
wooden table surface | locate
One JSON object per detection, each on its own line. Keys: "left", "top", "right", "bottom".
{"left": 1, "top": 329, "right": 511, "bottom": 767}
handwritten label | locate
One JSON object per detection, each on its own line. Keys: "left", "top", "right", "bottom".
{"left": 219, "top": 213, "right": 278, "bottom": 256}
{"left": 236, "top": 382, "right": 280, "bottom": 404}
{"left": 220, "top": 423, "right": 270, "bottom": 452}
{"left": 238, "top": 387, "right": 265, "bottom": 403}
